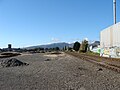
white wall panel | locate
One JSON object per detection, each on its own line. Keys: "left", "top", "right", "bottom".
{"left": 112, "top": 23, "right": 120, "bottom": 47}
{"left": 100, "top": 22, "right": 120, "bottom": 48}
{"left": 100, "top": 26, "right": 112, "bottom": 48}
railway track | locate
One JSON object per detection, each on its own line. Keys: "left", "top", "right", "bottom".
{"left": 66, "top": 52, "right": 120, "bottom": 73}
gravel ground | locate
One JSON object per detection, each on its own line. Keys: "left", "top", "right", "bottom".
{"left": 0, "top": 52, "right": 120, "bottom": 90}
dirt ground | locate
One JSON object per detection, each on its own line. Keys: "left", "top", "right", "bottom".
{"left": 0, "top": 52, "right": 120, "bottom": 90}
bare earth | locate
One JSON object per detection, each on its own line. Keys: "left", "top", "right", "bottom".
{"left": 0, "top": 52, "right": 120, "bottom": 90}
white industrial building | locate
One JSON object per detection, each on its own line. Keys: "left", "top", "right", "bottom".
{"left": 100, "top": 22, "right": 120, "bottom": 58}
{"left": 100, "top": 0, "right": 120, "bottom": 58}
{"left": 100, "top": 22, "right": 120, "bottom": 48}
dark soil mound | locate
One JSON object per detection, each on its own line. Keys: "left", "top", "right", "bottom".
{"left": 1, "top": 58, "right": 29, "bottom": 67}
{"left": 0, "top": 52, "right": 21, "bottom": 58}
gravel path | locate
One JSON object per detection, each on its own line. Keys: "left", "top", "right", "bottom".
{"left": 0, "top": 53, "right": 120, "bottom": 90}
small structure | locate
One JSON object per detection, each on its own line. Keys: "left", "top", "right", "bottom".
{"left": 8, "top": 44, "right": 12, "bottom": 51}
{"left": 8, "top": 44, "right": 12, "bottom": 49}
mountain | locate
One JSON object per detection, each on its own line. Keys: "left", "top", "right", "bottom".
{"left": 25, "top": 42, "right": 73, "bottom": 50}
{"left": 89, "top": 41, "right": 100, "bottom": 48}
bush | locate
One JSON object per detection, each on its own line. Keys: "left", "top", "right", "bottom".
{"left": 73, "top": 41, "right": 80, "bottom": 51}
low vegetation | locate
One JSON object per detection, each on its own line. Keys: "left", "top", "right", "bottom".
{"left": 73, "top": 41, "right": 80, "bottom": 52}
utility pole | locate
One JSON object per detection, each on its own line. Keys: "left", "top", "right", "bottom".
{"left": 113, "top": 0, "right": 116, "bottom": 24}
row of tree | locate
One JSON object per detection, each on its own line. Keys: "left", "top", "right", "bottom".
{"left": 73, "top": 40, "right": 88, "bottom": 53}
{"left": 25, "top": 40, "right": 88, "bottom": 53}
{"left": 23, "top": 47, "right": 60, "bottom": 53}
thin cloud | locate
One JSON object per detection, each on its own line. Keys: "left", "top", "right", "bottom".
{"left": 51, "top": 38, "right": 60, "bottom": 43}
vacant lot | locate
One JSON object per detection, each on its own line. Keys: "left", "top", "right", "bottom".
{"left": 0, "top": 52, "right": 120, "bottom": 90}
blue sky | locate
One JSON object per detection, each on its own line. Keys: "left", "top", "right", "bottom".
{"left": 0, "top": 0, "right": 120, "bottom": 48}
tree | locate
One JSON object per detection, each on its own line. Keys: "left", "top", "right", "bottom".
{"left": 73, "top": 41, "right": 80, "bottom": 51}
{"left": 62, "top": 47, "right": 64, "bottom": 51}
{"left": 68, "top": 47, "right": 73, "bottom": 52}
{"left": 39, "top": 48, "right": 44, "bottom": 51}
{"left": 64, "top": 46, "right": 67, "bottom": 50}
{"left": 55, "top": 47, "right": 60, "bottom": 51}
{"left": 45, "top": 48, "right": 48, "bottom": 51}
{"left": 80, "top": 40, "right": 88, "bottom": 53}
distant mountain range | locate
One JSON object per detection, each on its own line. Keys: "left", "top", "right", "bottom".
{"left": 25, "top": 42, "right": 74, "bottom": 50}
{"left": 25, "top": 41, "right": 100, "bottom": 50}
{"left": 89, "top": 41, "right": 100, "bottom": 47}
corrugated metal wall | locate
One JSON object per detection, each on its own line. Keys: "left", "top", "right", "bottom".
{"left": 100, "top": 22, "right": 120, "bottom": 48}
{"left": 100, "top": 26, "right": 112, "bottom": 48}
{"left": 112, "top": 23, "right": 120, "bottom": 47}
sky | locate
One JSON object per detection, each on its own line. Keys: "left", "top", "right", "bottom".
{"left": 0, "top": 0, "right": 120, "bottom": 48}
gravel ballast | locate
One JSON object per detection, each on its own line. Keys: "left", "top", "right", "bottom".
{"left": 0, "top": 53, "right": 119, "bottom": 90}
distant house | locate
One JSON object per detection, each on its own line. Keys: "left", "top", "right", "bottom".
{"left": 8, "top": 44, "right": 12, "bottom": 51}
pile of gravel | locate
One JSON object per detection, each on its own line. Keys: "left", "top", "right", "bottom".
{"left": 1, "top": 58, "right": 29, "bottom": 67}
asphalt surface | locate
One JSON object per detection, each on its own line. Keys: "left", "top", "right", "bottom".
{"left": 0, "top": 53, "right": 120, "bottom": 90}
